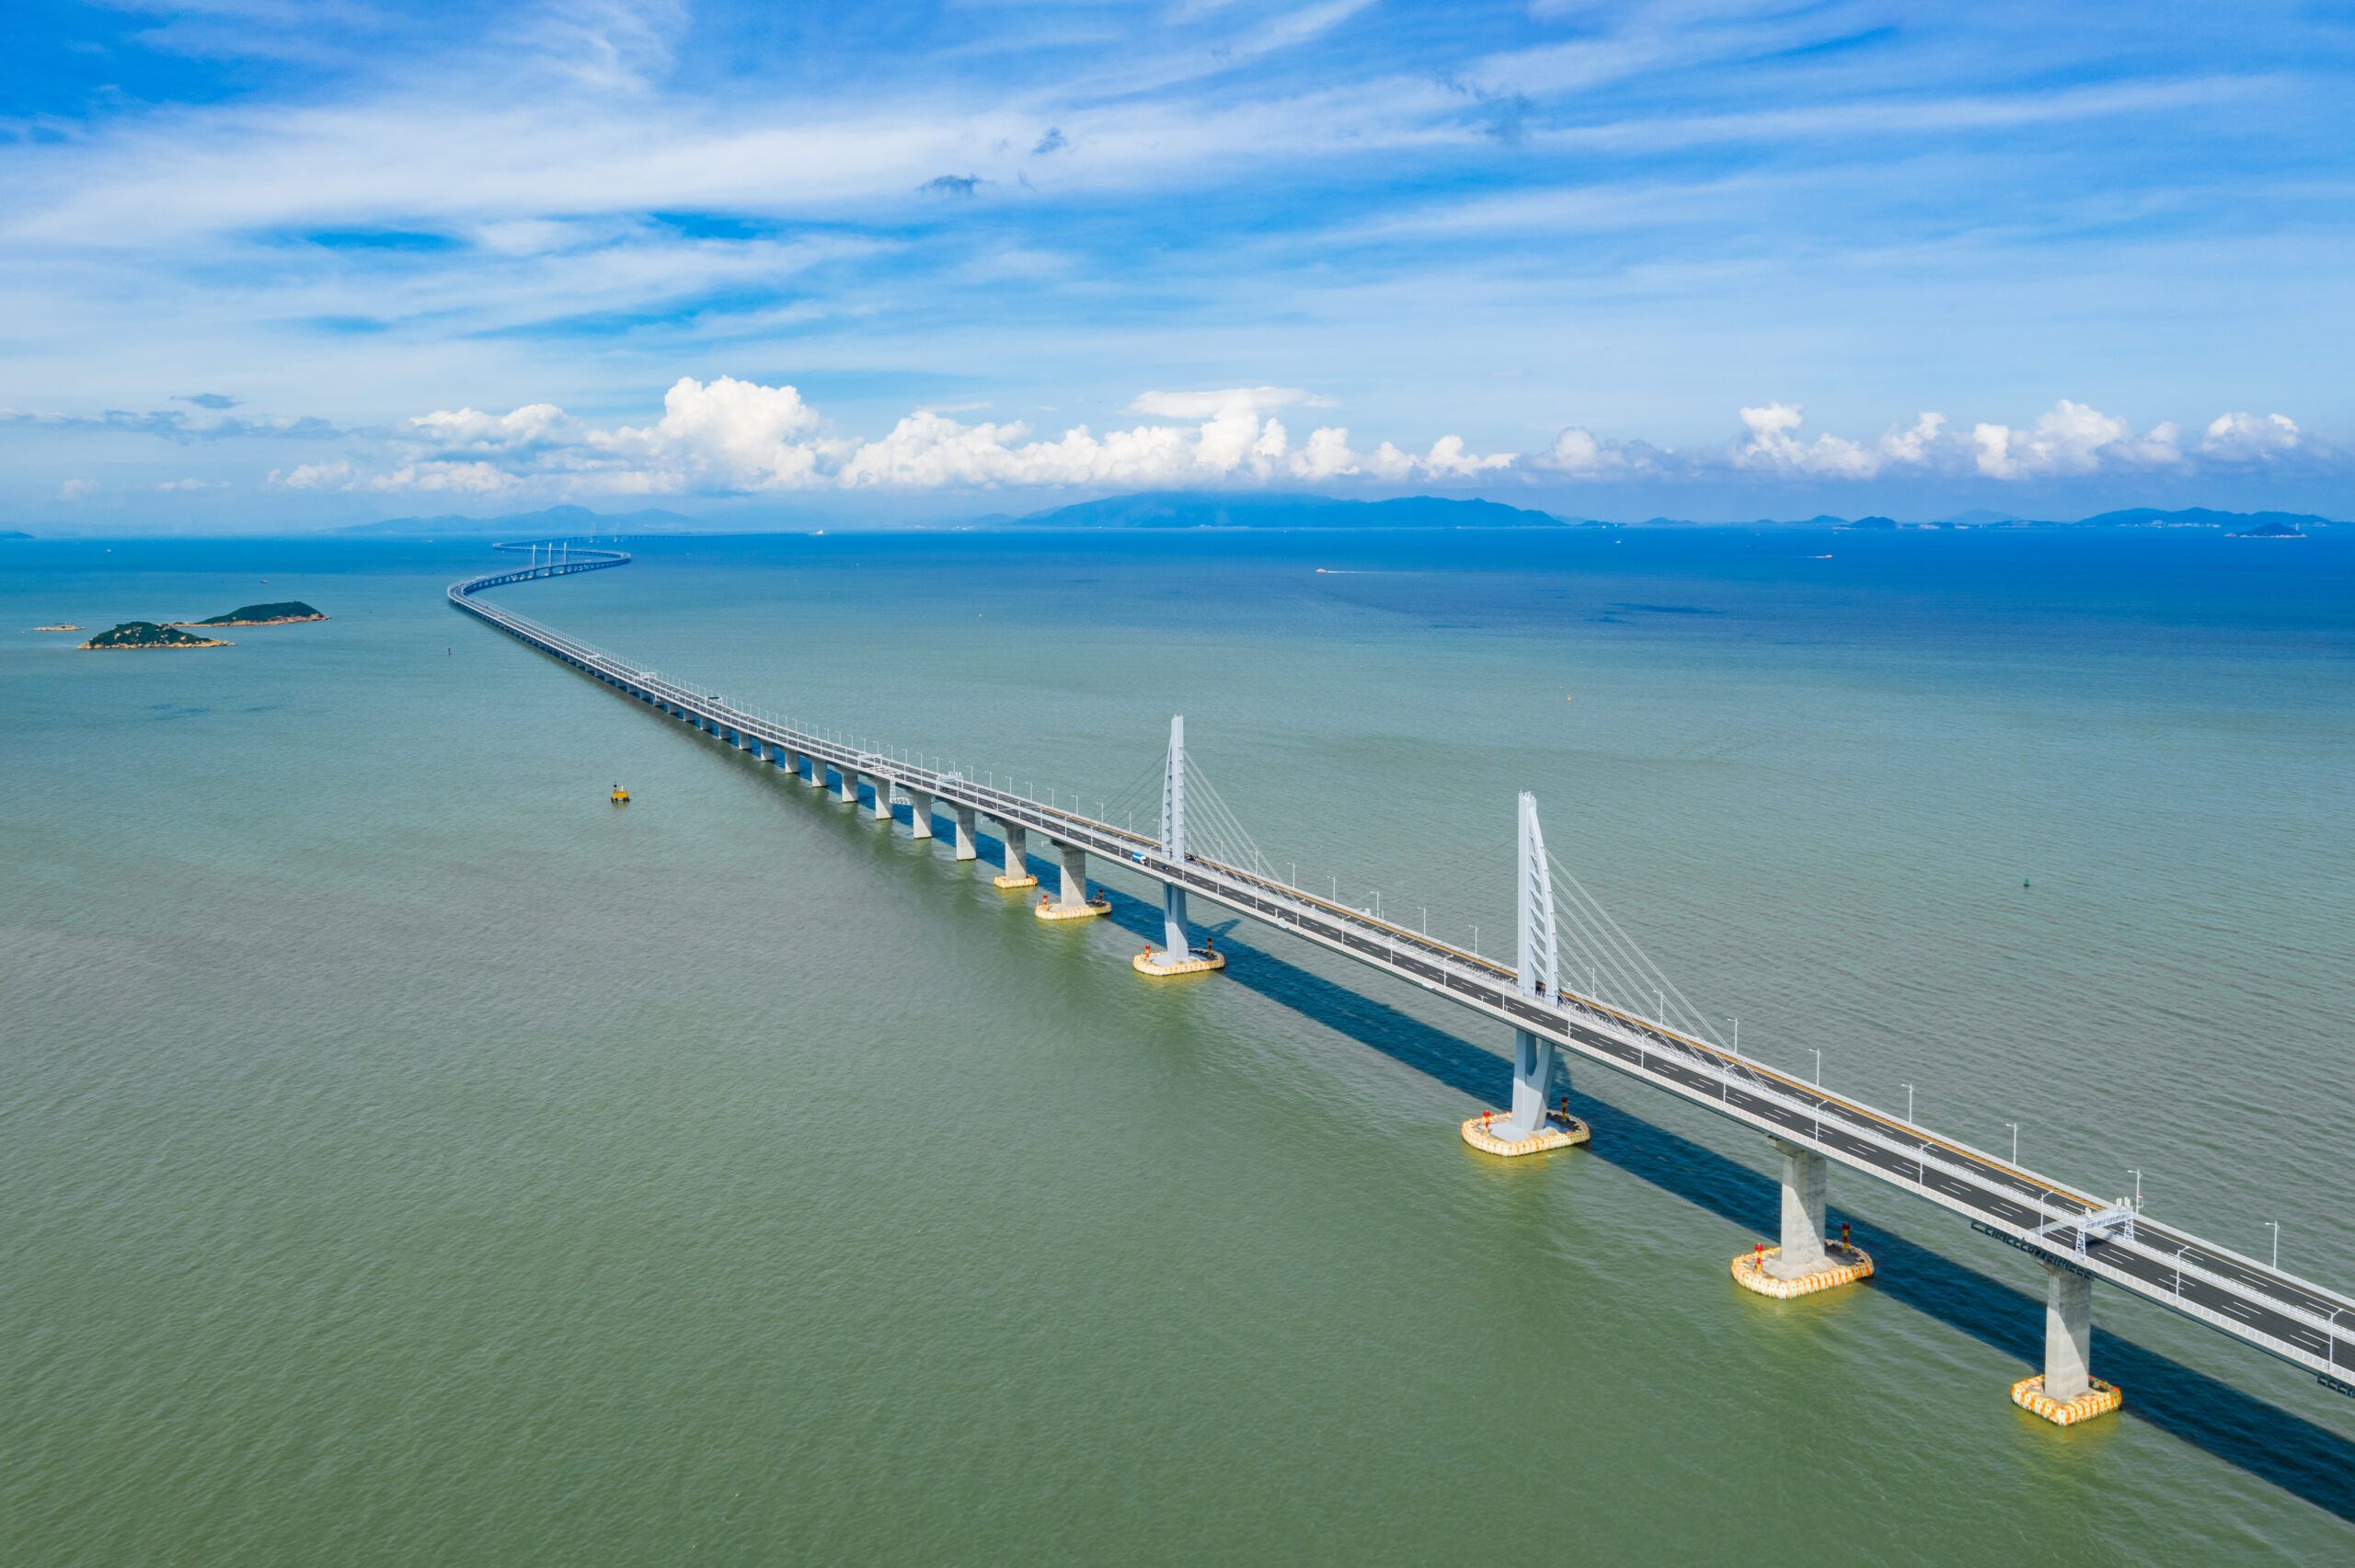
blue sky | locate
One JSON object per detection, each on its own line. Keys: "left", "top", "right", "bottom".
{"left": 3, "top": 0, "right": 2351, "bottom": 529}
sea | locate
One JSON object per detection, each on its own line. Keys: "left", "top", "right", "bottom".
{"left": 4, "top": 525, "right": 2351, "bottom": 1563}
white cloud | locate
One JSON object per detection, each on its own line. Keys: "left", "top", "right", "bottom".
{"left": 1970, "top": 400, "right": 2183, "bottom": 479}
{"left": 1877, "top": 411, "right": 1947, "bottom": 465}
{"left": 408, "top": 403, "right": 578, "bottom": 453}
{"left": 154, "top": 477, "right": 227, "bottom": 491}
{"left": 2201, "top": 411, "right": 2299, "bottom": 461}
{"left": 237, "top": 383, "right": 2326, "bottom": 497}
{"left": 58, "top": 478, "right": 96, "bottom": 500}
{"left": 271, "top": 376, "right": 1509, "bottom": 495}
{"left": 1127, "top": 386, "right": 1327, "bottom": 418}
{"left": 1733, "top": 402, "right": 1879, "bottom": 477}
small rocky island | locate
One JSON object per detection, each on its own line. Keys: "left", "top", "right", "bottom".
{"left": 171, "top": 601, "right": 328, "bottom": 627}
{"left": 81, "top": 621, "right": 233, "bottom": 650}
{"left": 2229, "top": 520, "right": 2306, "bottom": 538}
{"left": 33, "top": 623, "right": 83, "bottom": 633}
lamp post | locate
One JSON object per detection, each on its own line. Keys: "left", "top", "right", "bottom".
{"left": 2267, "top": 1221, "right": 2280, "bottom": 1270}
{"left": 2006, "top": 1123, "right": 2019, "bottom": 1165}
{"left": 2128, "top": 1168, "right": 2142, "bottom": 1207}
{"left": 1810, "top": 1048, "right": 1821, "bottom": 1086}
{"left": 1902, "top": 1082, "right": 1914, "bottom": 1124}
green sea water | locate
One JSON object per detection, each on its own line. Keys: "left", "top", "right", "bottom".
{"left": 5, "top": 528, "right": 2351, "bottom": 1564}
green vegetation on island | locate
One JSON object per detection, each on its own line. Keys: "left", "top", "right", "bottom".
{"left": 174, "top": 601, "right": 327, "bottom": 626}
{"left": 80, "top": 621, "right": 232, "bottom": 650}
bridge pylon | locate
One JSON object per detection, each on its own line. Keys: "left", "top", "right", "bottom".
{"left": 1462, "top": 793, "right": 1587, "bottom": 1157}
{"left": 1135, "top": 715, "right": 1223, "bottom": 977}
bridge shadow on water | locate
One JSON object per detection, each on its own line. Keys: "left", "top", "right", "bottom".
{"left": 1068, "top": 878, "right": 2355, "bottom": 1522}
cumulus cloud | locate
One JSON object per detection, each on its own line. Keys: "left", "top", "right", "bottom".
{"left": 1733, "top": 402, "right": 1880, "bottom": 477}
{"left": 154, "top": 477, "right": 226, "bottom": 491}
{"left": 263, "top": 376, "right": 1510, "bottom": 496}
{"left": 1970, "top": 399, "right": 2183, "bottom": 478}
{"left": 58, "top": 478, "right": 96, "bottom": 500}
{"left": 176, "top": 393, "right": 241, "bottom": 410}
{"left": 229, "top": 381, "right": 2317, "bottom": 497}
{"left": 2201, "top": 411, "right": 2299, "bottom": 461}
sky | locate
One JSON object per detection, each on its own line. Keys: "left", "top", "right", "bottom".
{"left": 3, "top": 0, "right": 2351, "bottom": 531}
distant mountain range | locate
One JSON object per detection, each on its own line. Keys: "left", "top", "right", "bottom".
{"left": 1003, "top": 490, "right": 1571, "bottom": 529}
{"left": 334, "top": 503, "right": 702, "bottom": 537}
{"left": 312, "top": 497, "right": 2342, "bottom": 537}
{"left": 2072, "top": 506, "right": 2334, "bottom": 531}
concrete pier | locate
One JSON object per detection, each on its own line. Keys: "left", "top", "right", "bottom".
{"left": 1037, "top": 841, "right": 1107, "bottom": 920}
{"left": 951, "top": 804, "right": 978, "bottom": 861}
{"left": 1770, "top": 1141, "right": 1830, "bottom": 1278}
{"left": 1499, "top": 1029, "right": 1559, "bottom": 1143}
{"left": 867, "top": 773, "right": 892, "bottom": 820}
{"left": 1134, "top": 881, "right": 1223, "bottom": 974}
{"left": 994, "top": 821, "right": 1037, "bottom": 888}
{"left": 1730, "top": 1139, "right": 1874, "bottom": 1298}
{"left": 2044, "top": 1266, "right": 2092, "bottom": 1401}
{"left": 832, "top": 765, "right": 858, "bottom": 805}
{"left": 2009, "top": 1265, "right": 2121, "bottom": 1425}
{"left": 908, "top": 790, "right": 935, "bottom": 840}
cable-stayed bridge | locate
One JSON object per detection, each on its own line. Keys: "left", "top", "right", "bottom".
{"left": 451, "top": 542, "right": 2354, "bottom": 1425}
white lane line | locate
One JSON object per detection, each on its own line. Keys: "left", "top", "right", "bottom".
{"left": 2221, "top": 1299, "right": 2262, "bottom": 1322}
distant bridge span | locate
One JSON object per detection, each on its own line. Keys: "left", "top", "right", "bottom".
{"left": 452, "top": 542, "right": 2355, "bottom": 1421}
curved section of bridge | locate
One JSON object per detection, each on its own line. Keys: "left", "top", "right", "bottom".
{"left": 452, "top": 542, "right": 2355, "bottom": 1410}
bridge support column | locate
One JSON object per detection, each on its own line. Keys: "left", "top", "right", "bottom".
{"left": 832, "top": 764, "right": 858, "bottom": 805}
{"left": 1731, "top": 1139, "right": 1872, "bottom": 1298}
{"left": 1037, "top": 842, "right": 1107, "bottom": 920}
{"left": 1463, "top": 1028, "right": 1584, "bottom": 1155}
{"left": 994, "top": 822, "right": 1036, "bottom": 888}
{"left": 908, "top": 790, "right": 935, "bottom": 841}
{"left": 2010, "top": 1265, "right": 2121, "bottom": 1425}
{"left": 951, "top": 805, "right": 978, "bottom": 861}
{"left": 868, "top": 773, "right": 893, "bottom": 821}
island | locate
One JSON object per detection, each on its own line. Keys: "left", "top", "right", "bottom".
{"left": 2229, "top": 520, "right": 2306, "bottom": 538}
{"left": 80, "top": 621, "right": 233, "bottom": 650}
{"left": 170, "top": 601, "right": 328, "bottom": 627}
{"left": 33, "top": 623, "right": 83, "bottom": 632}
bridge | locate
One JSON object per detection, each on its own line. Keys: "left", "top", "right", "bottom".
{"left": 452, "top": 541, "right": 2355, "bottom": 1425}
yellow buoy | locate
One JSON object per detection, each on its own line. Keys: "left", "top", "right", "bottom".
{"left": 610, "top": 784, "right": 630, "bottom": 804}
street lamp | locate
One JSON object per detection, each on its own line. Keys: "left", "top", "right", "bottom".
{"left": 2267, "top": 1221, "right": 2280, "bottom": 1270}
{"left": 1902, "top": 1082, "right": 1914, "bottom": 1124}
{"left": 1810, "top": 1048, "right": 1821, "bottom": 1085}
{"left": 2128, "top": 1168, "right": 2142, "bottom": 1207}
{"left": 2006, "top": 1123, "right": 2019, "bottom": 1165}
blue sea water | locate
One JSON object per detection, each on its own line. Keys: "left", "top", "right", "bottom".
{"left": 3, "top": 525, "right": 2351, "bottom": 1562}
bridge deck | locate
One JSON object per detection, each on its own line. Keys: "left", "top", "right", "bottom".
{"left": 451, "top": 544, "right": 2355, "bottom": 1398}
